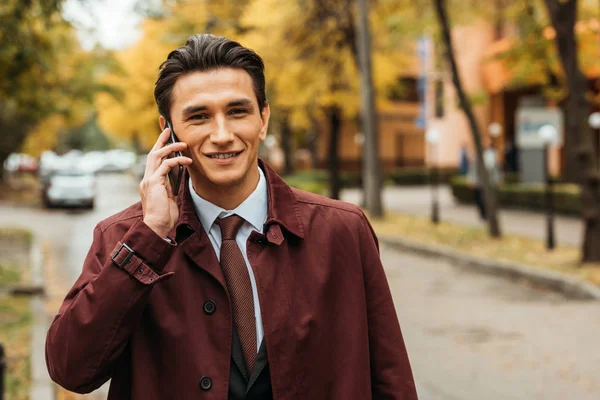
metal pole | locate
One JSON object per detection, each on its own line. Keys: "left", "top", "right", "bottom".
{"left": 597, "top": 127, "right": 600, "bottom": 169}
{"left": 545, "top": 143, "right": 555, "bottom": 250}
{"left": 431, "top": 142, "right": 440, "bottom": 224}
{"left": 0, "top": 342, "right": 5, "bottom": 400}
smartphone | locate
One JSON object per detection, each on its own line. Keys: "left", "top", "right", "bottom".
{"left": 165, "top": 120, "right": 184, "bottom": 196}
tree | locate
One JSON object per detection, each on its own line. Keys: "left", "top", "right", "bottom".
{"left": 96, "top": 18, "right": 177, "bottom": 151}
{"left": 487, "top": 1, "right": 599, "bottom": 182}
{"left": 356, "top": 0, "right": 383, "bottom": 217}
{"left": 241, "top": 0, "right": 408, "bottom": 199}
{"left": 0, "top": 0, "right": 107, "bottom": 174}
{"left": 543, "top": 0, "right": 600, "bottom": 262}
{"left": 433, "top": 0, "right": 502, "bottom": 237}
{"left": 279, "top": 111, "right": 295, "bottom": 176}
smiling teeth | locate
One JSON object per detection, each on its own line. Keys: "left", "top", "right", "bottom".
{"left": 210, "top": 153, "right": 238, "bottom": 159}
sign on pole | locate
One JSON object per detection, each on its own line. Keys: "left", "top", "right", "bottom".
{"left": 516, "top": 107, "right": 564, "bottom": 148}
{"left": 415, "top": 35, "right": 432, "bottom": 130}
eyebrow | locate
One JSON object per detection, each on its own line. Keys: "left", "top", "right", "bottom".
{"left": 181, "top": 98, "right": 254, "bottom": 117}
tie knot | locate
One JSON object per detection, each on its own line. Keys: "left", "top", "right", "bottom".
{"left": 217, "top": 215, "right": 245, "bottom": 240}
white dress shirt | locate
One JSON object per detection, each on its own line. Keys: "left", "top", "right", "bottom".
{"left": 188, "top": 168, "right": 267, "bottom": 351}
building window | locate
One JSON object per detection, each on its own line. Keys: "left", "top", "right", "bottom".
{"left": 387, "top": 77, "right": 419, "bottom": 103}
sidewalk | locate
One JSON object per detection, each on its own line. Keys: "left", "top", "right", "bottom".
{"left": 341, "top": 185, "right": 583, "bottom": 247}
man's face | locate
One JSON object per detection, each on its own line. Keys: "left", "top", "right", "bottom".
{"left": 162, "top": 68, "right": 269, "bottom": 190}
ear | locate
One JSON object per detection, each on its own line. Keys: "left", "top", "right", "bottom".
{"left": 159, "top": 115, "right": 167, "bottom": 131}
{"left": 259, "top": 103, "right": 271, "bottom": 141}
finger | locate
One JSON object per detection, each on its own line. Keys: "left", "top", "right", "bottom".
{"left": 144, "top": 129, "right": 172, "bottom": 176}
{"left": 152, "top": 141, "right": 188, "bottom": 160}
{"left": 152, "top": 156, "right": 193, "bottom": 179}
{"left": 150, "top": 127, "right": 172, "bottom": 152}
{"left": 145, "top": 142, "right": 187, "bottom": 178}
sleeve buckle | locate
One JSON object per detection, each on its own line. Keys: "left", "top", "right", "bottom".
{"left": 111, "top": 242, "right": 135, "bottom": 268}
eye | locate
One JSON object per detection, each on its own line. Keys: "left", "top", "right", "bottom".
{"left": 229, "top": 108, "right": 249, "bottom": 116}
{"left": 190, "top": 114, "right": 209, "bottom": 121}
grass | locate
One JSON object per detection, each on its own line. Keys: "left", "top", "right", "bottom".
{"left": 0, "top": 297, "right": 32, "bottom": 400}
{"left": 0, "top": 173, "right": 41, "bottom": 207}
{"left": 368, "top": 212, "right": 600, "bottom": 286}
{"left": 0, "top": 228, "right": 32, "bottom": 400}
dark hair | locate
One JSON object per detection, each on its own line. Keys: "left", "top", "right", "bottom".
{"left": 154, "top": 34, "right": 267, "bottom": 120}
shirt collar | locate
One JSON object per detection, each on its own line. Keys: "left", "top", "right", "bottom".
{"left": 188, "top": 167, "right": 268, "bottom": 234}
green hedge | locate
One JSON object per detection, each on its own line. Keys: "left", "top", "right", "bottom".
{"left": 285, "top": 167, "right": 458, "bottom": 191}
{"left": 450, "top": 176, "right": 582, "bottom": 216}
{"left": 387, "top": 167, "right": 457, "bottom": 186}
{"left": 283, "top": 175, "right": 328, "bottom": 195}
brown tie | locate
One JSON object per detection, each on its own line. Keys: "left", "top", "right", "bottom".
{"left": 217, "top": 215, "right": 257, "bottom": 373}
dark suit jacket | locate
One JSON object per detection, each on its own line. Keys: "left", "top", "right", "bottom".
{"left": 230, "top": 327, "right": 272, "bottom": 400}
{"left": 46, "top": 160, "right": 418, "bottom": 399}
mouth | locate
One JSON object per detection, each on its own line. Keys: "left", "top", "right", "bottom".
{"left": 206, "top": 151, "right": 243, "bottom": 160}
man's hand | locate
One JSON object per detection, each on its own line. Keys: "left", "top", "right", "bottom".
{"left": 140, "top": 127, "right": 193, "bottom": 238}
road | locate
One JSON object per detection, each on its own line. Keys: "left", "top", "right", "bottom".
{"left": 1, "top": 174, "right": 598, "bottom": 399}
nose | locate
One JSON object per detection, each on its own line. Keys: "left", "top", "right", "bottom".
{"left": 209, "top": 116, "right": 234, "bottom": 145}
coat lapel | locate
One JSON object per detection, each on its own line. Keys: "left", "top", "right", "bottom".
{"left": 173, "top": 171, "right": 227, "bottom": 288}
{"left": 178, "top": 230, "right": 226, "bottom": 289}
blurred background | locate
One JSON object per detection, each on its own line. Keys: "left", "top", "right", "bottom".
{"left": 1, "top": 0, "right": 599, "bottom": 399}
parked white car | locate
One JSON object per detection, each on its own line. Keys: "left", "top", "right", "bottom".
{"left": 43, "top": 170, "right": 96, "bottom": 209}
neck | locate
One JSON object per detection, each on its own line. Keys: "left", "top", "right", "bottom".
{"left": 190, "top": 167, "right": 260, "bottom": 210}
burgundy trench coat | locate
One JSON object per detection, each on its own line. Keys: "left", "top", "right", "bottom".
{"left": 46, "top": 161, "right": 418, "bottom": 399}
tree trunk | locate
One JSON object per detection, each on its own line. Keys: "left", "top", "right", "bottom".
{"left": 434, "top": 0, "right": 502, "bottom": 237}
{"left": 307, "top": 110, "right": 319, "bottom": 170}
{"left": 494, "top": 0, "right": 505, "bottom": 40}
{"left": 355, "top": 0, "right": 383, "bottom": 217}
{"left": 544, "top": 0, "right": 600, "bottom": 262}
{"left": 0, "top": 149, "right": 10, "bottom": 182}
{"left": 280, "top": 112, "right": 295, "bottom": 176}
{"left": 327, "top": 106, "right": 342, "bottom": 200}
{"left": 562, "top": 110, "right": 582, "bottom": 182}
{"left": 0, "top": 116, "right": 30, "bottom": 184}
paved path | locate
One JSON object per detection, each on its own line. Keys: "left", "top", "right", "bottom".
{"left": 383, "top": 244, "right": 600, "bottom": 400}
{"left": 0, "top": 173, "right": 139, "bottom": 399}
{"left": 342, "top": 185, "right": 583, "bottom": 247}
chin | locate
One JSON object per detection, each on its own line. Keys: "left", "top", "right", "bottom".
{"left": 204, "top": 167, "right": 246, "bottom": 188}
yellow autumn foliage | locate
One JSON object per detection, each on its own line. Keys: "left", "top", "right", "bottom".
{"left": 96, "top": 18, "right": 177, "bottom": 151}
{"left": 96, "top": 0, "right": 413, "bottom": 145}
{"left": 12, "top": 13, "right": 101, "bottom": 157}
{"left": 241, "top": 0, "right": 410, "bottom": 128}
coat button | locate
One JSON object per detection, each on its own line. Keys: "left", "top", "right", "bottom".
{"left": 203, "top": 300, "right": 216, "bottom": 315}
{"left": 199, "top": 376, "right": 212, "bottom": 391}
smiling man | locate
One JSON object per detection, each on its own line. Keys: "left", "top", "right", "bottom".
{"left": 46, "top": 34, "right": 418, "bottom": 400}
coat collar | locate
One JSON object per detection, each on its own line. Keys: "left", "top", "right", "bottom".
{"left": 174, "top": 159, "right": 305, "bottom": 242}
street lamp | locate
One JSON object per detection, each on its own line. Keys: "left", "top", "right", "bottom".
{"left": 426, "top": 127, "right": 441, "bottom": 224}
{"left": 488, "top": 122, "right": 502, "bottom": 182}
{"left": 539, "top": 124, "right": 558, "bottom": 251}
{"left": 488, "top": 122, "right": 502, "bottom": 146}
{"left": 264, "top": 135, "right": 277, "bottom": 149}
{"left": 588, "top": 112, "right": 600, "bottom": 168}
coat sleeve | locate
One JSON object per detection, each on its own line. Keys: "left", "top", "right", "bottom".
{"left": 45, "top": 218, "right": 176, "bottom": 394}
{"left": 357, "top": 212, "right": 419, "bottom": 400}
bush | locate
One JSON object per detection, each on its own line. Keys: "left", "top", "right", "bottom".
{"left": 450, "top": 176, "right": 582, "bottom": 216}
{"left": 284, "top": 175, "right": 328, "bottom": 195}
{"left": 387, "top": 167, "right": 457, "bottom": 185}
{"left": 285, "top": 167, "right": 458, "bottom": 190}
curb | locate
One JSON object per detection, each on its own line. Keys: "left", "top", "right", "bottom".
{"left": 29, "top": 234, "right": 55, "bottom": 400}
{"left": 379, "top": 235, "right": 600, "bottom": 301}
